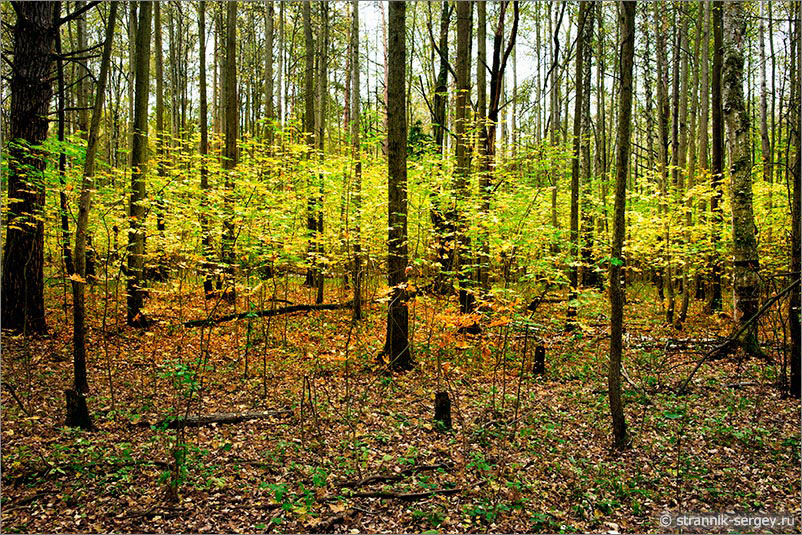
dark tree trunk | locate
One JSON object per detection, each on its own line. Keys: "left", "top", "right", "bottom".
{"left": 198, "top": 1, "right": 214, "bottom": 298}
{"left": 221, "top": 0, "right": 238, "bottom": 303}
{"left": 65, "top": 389, "right": 93, "bottom": 431}
{"left": 432, "top": 1, "right": 450, "bottom": 154}
{"left": 706, "top": 0, "right": 724, "bottom": 313}
{"left": 73, "top": 1, "right": 118, "bottom": 396}
{"left": 567, "top": 2, "right": 590, "bottom": 331}
{"left": 2, "top": 2, "right": 60, "bottom": 335}
{"left": 788, "top": 4, "right": 800, "bottom": 399}
{"left": 454, "top": 0, "right": 474, "bottom": 315}
{"left": 609, "top": 0, "right": 635, "bottom": 451}
{"left": 434, "top": 391, "right": 452, "bottom": 431}
{"left": 384, "top": 0, "right": 413, "bottom": 371}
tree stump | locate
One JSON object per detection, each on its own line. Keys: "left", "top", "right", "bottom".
{"left": 532, "top": 345, "right": 545, "bottom": 375}
{"left": 65, "top": 389, "right": 93, "bottom": 431}
{"left": 434, "top": 391, "right": 451, "bottom": 431}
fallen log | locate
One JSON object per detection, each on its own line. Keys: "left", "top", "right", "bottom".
{"left": 139, "top": 409, "right": 292, "bottom": 429}
{"left": 328, "top": 487, "right": 462, "bottom": 501}
{"left": 341, "top": 462, "right": 452, "bottom": 488}
{"left": 184, "top": 303, "right": 353, "bottom": 328}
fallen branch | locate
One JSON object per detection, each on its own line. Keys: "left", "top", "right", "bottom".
{"left": 183, "top": 302, "right": 353, "bottom": 327}
{"left": 1, "top": 381, "right": 30, "bottom": 417}
{"left": 341, "top": 462, "right": 452, "bottom": 488}
{"left": 339, "top": 487, "right": 463, "bottom": 501}
{"left": 139, "top": 409, "right": 292, "bottom": 429}
{"left": 676, "top": 278, "right": 800, "bottom": 394}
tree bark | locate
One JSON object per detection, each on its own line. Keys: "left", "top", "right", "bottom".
{"left": 454, "top": 0, "right": 474, "bottom": 314}
{"left": 384, "top": 1, "right": 413, "bottom": 371}
{"left": 722, "top": 2, "right": 760, "bottom": 350}
{"left": 706, "top": 0, "right": 724, "bottom": 313}
{"left": 609, "top": 0, "right": 635, "bottom": 451}
{"left": 567, "top": 2, "right": 589, "bottom": 330}
{"left": 2, "top": 2, "right": 60, "bottom": 334}
{"left": 73, "top": 1, "right": 117, "bottom": 397}
{"left": 126, "top": 1, "right": 151, "bottom": 326}
{"left": 220, "top": 1, "right": 238, "bottom": 303}
{"left": 351, "top": 0, "right": 363, "bottom": 321}
{"left": 198, "top": 1, "right": 213, "bottom": 297}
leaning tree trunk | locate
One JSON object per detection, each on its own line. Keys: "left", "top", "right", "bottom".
{"left": 609, "top": 0, "right": 635, "bottom": 451}
{"left": 722, "top": 2, "right": 760, "bottom": 351}
{"left": 127, "top": 1, "right": 151, "bottom": 326}
{"left": 72, "top": 1, "right": 118, "bottom": 406}
{"left": 384, "top": 0, "right": 413, "bottom": 371}
{"left": 2, "top": 2, "right": 60, "bottom": 335}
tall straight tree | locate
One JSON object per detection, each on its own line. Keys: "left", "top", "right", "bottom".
{"left": 264, "top": 0, "right": 275, "bottom": 143}
{"left": 566, "top": 2, "right": 590, "bottom": 330}
{"left": 790, "top": 1, "right": 801, "bottom": 399}
{"left": 351, "top": 0, "right": 363, "bottom": 321}
{"left": 127, "top": 1, "right": 151, "bottom": 326}
{"left": 302, "top": 1, "right": 320, "bottom": 290}
{"left": 198, "top": 0, "right": 213, "bottom": 297}
{"left": 654, "top": 2, "right": 674, "bottom": 322}
{"left": 384, "top": 0, "right": 413, "bottom": 371}
{"left": 707, "top": 0, "right": 724, "bottom": 313}
{"left": 722, "top": 2, "right": 760, "bottom": 350}
{"left": 2, "top": 2, "right": 60, "bottom": 334}
{"left": 454, "top": 0, "right": 474, "bottom": 314}
{"left": 220, "top": 0, "right": 238, "bottom": 302}
{"left": 609, "top": 0, "right": 635, "bottom": 451}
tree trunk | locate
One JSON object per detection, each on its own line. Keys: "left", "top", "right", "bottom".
{"left": 127, "top": 1, "right": 151, "bottom": 326}
{"left": 789, "top": 3, "right": 801, "bottom": 399}
{"left": 153, "top": 2, "right": 167, "bottom": 278}
{"left": 2, "top": 2, "right": 59, "bottom": 335}
{"left": 264, "top": 0, "right": 274, "bottom": 143}
{"left": 302, "top": 1, "right": 320, "bottom": 290}
{"left": 221, "top": 1, "right": 238, "bottom": 303}
{"left": 351, "top": 0, "right": 363, "bottom": 321}
{"left": 722, "top": 2, "right": 760, "bottom": 350}
{"left": 609, "top": 0, "right": 635, "bottom": 451}
{"left": 654, "top": 3, "right": 674, "bottom": 323}
{"left": 73, "top": 1, "right": 117, "bottom": 397}
{"left": 579, "top": 4, "right": 595, "bottom": 289}
{"left": 432, "top": 2, "right": 450, "bottom": 154}
{"left": 384, "top": 1, "right": 413, "bottom": 371}
{"left": 454, "top": 0, "right": 474, "bottom": 315}
{"left": 567, "top": 2, "right": 589, "bottom": 330}
{"left": 198, "top": 1, "right": 213, "bottom": 297}
{"left": 706, "top": 0, "right": 724, "bottom": 313}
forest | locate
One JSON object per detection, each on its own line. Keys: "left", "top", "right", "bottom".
{"left": 0, "top": 0, "right": 800, "bottom": 533}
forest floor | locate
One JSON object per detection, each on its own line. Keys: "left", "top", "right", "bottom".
{"left": 1, "top": 277, "right": 799, "bottom": 534}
